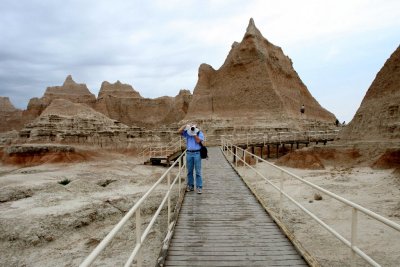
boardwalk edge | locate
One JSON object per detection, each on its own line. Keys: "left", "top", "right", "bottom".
{"left": 156, "top": 186, "right": 187, "bottom": 267}
{"left": 220, "top": 147, "right": 321, "bottom": 267}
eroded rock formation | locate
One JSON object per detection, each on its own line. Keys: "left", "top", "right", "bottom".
{"left": 25, "top": 75, "right": 96, "bottom": 119}
{"left": 185, "top": 18, "right": 336, "bottom": 129}
{"left": 0, "top": 97, "right": 25, "bottom": 132}
{"left": 95, "top": 81, "right": 192, "bottom": 127}
{"left": 339, "top": 46, "right": 400, "bottom": 142}
{"left": 19, "top": 99, "right": 131, "bottom": 147}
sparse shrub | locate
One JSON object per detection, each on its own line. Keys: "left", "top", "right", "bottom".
{"left": 97, "top": 179, "right": 116, "bottom": 187}
{"left": 314, "top": 193, "right": 323, "bottom": 201}
{"left": 58, "top": 178, "right": 71, "bottom": 185}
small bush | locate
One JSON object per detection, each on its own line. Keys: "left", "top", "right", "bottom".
{"left": 58, "top": 178, "right": 71, "bottom": 185}
{"left": 97, "top": 179, "right": 116, "bottom": 187}
{"left": 314, "top": 193, "right": 323, "bottom": 201}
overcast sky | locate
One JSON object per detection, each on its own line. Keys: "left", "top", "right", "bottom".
{"left": 0, "top": 0, "right": 399, "bottom": 123}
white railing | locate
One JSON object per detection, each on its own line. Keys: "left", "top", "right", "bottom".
{"left": 221, "top": 137, "right": 400, "bottom": 267}
{"left": 140, "top": 137, "right": 183, "bottom": 163}
{"left": 218, "top": 130, "right": 339, "bottom": 146}
{"left": 80, "top": 151, "right": 187, "bottom": 267}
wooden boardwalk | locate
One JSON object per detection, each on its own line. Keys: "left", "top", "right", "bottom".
{"left": 164, "top": 147, "right": 308, "bottom": 266}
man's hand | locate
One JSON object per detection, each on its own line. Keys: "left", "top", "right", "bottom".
{"left": 178, "top": 124, "right": 190, "bottom": 134}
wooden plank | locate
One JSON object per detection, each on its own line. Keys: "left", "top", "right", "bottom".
{"left": 163, "top": 147, "right": 308, "bottom": 266}
{"left": 164, "top": 260, "right": 309, "bottom": 267}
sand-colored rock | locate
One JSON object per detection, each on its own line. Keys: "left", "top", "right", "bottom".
{"left": 0, "top": 97, "right": 17, "bottom": 112}
{"left": 339, "top": 46, "right": 400, "bottom": 142}
{"left": 98, "top": 80, "right": 141, "bottom": 99}
{"left": 186, "top": 18, "right": 336, "bottom": 129}
{"left": 19, "top": 99, "right": 131, "bottom": 147}
{"left": 0, "top": 97, "right": 26, "bottom": 132}
{"left": 44, "top": 75, "right": 96, "bottom": 106}
{"left": 25, "top": 75, "right": 96, "bottom": 119}
{"left": 96, "top": 86, "right": 192, "bottom": 127}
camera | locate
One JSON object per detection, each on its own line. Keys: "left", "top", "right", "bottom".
{"left": 191, "top": 127, "right": 195, "bottom": 131}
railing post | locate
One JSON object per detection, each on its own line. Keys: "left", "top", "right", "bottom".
{"left": 351, "top": 208, "right": 358, "bottom": 266}
{"left": 178, "top": 159, "right": 182, "bottom": 198}
{"left": 184, "top": 153, "right": 187, "bottom": 177}
{"left": 279, "top": 171, "right": 284, "bottom": 219}
{"left": 235, "top": 147, "right": 238, "bottom": 168}
{"left": 136, "top": 208, "right": 142, "bottom": 267}
{"left": 168, "top": 172, "right": 171, "bottom": 228}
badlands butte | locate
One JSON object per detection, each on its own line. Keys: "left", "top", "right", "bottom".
{"left": 0, "top": 19, "right": 337, "bottom": 151}
{"left": 0, "top": 18, "right": 399, "bottom": 266}
{"left": 0, "top": 19, "right": 398, "bottom": 167}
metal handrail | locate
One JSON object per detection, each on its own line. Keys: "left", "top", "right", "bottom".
{"left": 221, "top": 137, "right": 400, "bottom": 267}
{"left": 217, "top": 130, "right": 339, "bottom": 146}
{"left": 80, "top": 151, "right": 187, "bottom": 267}
{"left": 140, "top": 136, "right": 183, "bottom": 162}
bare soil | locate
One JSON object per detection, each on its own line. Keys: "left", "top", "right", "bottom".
{"left": 0, "top": 149, "right": 180, "bottom": 267}
{"left": 238, "top": 159, "right": 400, "bottom": 266}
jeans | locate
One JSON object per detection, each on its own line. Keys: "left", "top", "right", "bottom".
{"left": 186, "top": 151, "right": 202, "bottom": 189}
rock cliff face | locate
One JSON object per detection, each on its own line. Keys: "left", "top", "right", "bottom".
{"left": 19, "top": 99, "right": 131, "bottom": 147}
{"left": 25, "top": 75, "right": 96, "bottom": 119}
{"left": 185, "top": 18, "right": 335, "bottom": 129}
{"left": 339, "top": 46, "right": 400, "bottom": 142}
{"left": 0, "top": 97, "right": 25, "bottom": 132}
{"left": 95, "top": 81, "right": 192, "bottom": 127}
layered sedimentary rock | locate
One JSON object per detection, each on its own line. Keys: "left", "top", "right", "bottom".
{"left": 19, "top": 99, "right": 131, "bottom": 147}
{"left": 95, "top": 80, "right": 192, "bottom": 127}
{"left": 25, "top": 75, "right": 96, "bottom": 119}
{"left": 339, "top": 46, "right": 400, "bottom": 141}
{"left": 0, "top": 97, "right": 25, "bottom": 132}
{"left": 186, "top": 18, "right": 335, "bottom": 129}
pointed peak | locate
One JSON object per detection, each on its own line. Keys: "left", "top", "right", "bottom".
{"left": 0, "top": 96, "right": 17, "bottom": 112}
{"left": 245, "top": 18, "right": 263, "bottom": 38}
{"left": 63, "top": 75, "right": 76, "bottom": 85}
{"left": 248, "top": 18, "right": 255, "bottom": 27}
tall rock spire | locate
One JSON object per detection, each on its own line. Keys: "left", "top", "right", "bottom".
{"left": 245, "top": 18, "right": 263, "bottom": 38}
{"left": 339, "top": 46, "right": 400, "bottom": 142}
{"left": 186, "top": 18, "right": 335, "bottom": 129}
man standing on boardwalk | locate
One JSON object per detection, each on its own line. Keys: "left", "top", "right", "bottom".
{"left": 178, "top": 123, "right": 205, "bottom": 194}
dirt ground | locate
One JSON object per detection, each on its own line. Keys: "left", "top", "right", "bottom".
{"left": 1, "top": 145, "right": 399, "bottom": 267}
{"left": 237, "top": 161, "right": 400, "bottom": 266}
{"left": 0, "top": 150, "right": 181, "bottom": 267}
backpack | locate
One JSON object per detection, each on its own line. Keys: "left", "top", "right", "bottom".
{"left": 197, "top": 131, "right": 208, "bottom": 159}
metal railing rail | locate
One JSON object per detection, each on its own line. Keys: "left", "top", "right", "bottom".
{"left": 140, "top": 136, "right": 183, "bottom": 163}
{"left": 221, "top": 130, "right": 339, "bottom": 146}
{"left": 221, "top": 137, "right": 400, "bottom": 267}
{"left": 80, "top": 151, "right": 187, "bottom": 267}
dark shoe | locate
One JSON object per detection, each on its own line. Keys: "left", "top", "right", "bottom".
{"left": 186, "top": 185, "right": 194, "bottom": 192}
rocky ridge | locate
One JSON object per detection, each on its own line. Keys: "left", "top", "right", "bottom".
{"left": 19, "top": 99, "right": 131, "bottom": 148}
{"left": 24, "top": 75, "right": 97, "bottom": 121}
{"left": 0, "top": 97, "right": 25, "bottom": 132}
{"left": 185, "top": 18, "right": 336, "bottom": 129}
{"left": 95, "top": 80, "right": 192, "bottom": 127}
{"left": 0, "top": 19, "right": 347, "bottom": 148}
{"left": 339, "top": 45, "right": 400, "bottom": 142}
